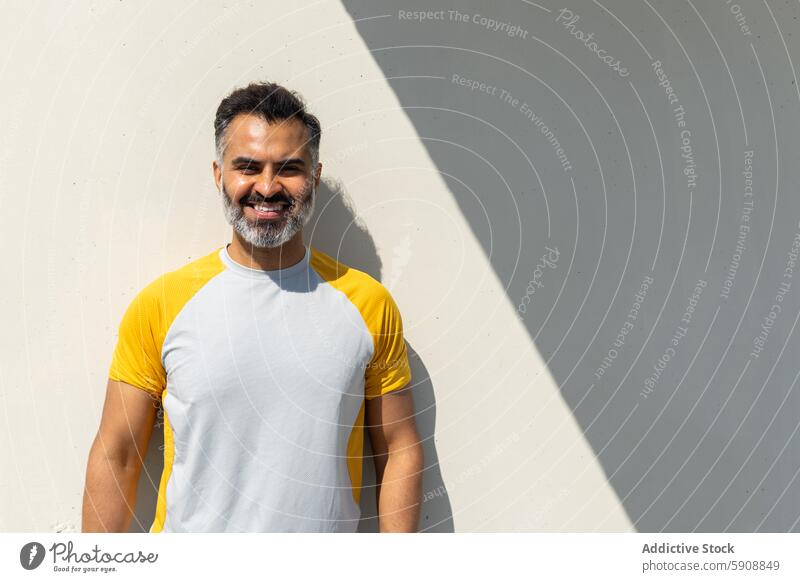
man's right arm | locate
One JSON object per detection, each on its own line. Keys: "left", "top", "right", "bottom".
{"left": 82, "top": 379, "right": 159, "bottom": 533}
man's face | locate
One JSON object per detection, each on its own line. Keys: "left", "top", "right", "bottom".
{"left": 213, "top": 114, "right": 321, "bottom": 249}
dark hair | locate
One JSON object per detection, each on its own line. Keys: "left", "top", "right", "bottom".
{"left": 213, "top": 82, "right": 321, "bottom": 166}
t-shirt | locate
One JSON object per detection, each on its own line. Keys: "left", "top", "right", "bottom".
{"left": 108, "top": 245, "right": 412, "bottom": 532}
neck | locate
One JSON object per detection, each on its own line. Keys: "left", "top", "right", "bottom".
{"left": 226, "top": 231, "right": 307, "bottom": 271}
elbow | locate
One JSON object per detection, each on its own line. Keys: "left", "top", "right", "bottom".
{"left": 88, "top": 433, "right": 144, "bottom": 474}
{"left": 388, "top": 437, "right": 424, "bottom": 476}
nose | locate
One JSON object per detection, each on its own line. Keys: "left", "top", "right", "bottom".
{"left": 252, "top": 169, "right": 283, "bottom": 199}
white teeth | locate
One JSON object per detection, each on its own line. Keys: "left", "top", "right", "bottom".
{"left": 254, "top": 205, "right": 284, "bottom": 212}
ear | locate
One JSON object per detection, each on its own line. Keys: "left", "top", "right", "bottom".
{"left": 212, "top": 159, "right": 222, "bottom": 191}
{"left": 313, "top": 162, "right": 322, "bottom": 188}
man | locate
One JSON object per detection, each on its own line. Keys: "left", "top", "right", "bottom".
{"left": 82, "top": 82, "right": 423, "bottom": 533}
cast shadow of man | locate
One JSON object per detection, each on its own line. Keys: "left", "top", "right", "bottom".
{"left": 129, "top": 178, "right": 453, "bottom": 532}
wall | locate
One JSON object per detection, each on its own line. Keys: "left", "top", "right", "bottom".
{"left": 1, "top": 0, "right": 798, "bottom": 532}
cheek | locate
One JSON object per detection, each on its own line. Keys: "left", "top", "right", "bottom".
{"left": 226, "top": 177, "right": 253, "bottom": 198}
{"left": 287, "top": 176, "right": 313, "bottom": 195}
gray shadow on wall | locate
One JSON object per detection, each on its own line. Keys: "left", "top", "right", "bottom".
{"left": 129, "top": 177, "right": 452, "bottom": 532}
{"left": 340, "top": 0, "right": 800, "bottom": 532}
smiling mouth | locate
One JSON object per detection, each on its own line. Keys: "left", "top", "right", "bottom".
{"left": 244, "top": 197, "right": 294, "bottom": 220}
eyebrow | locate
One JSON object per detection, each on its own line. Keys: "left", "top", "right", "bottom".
{"left": 230, "top": 156, "right": 306, "bottom": 167}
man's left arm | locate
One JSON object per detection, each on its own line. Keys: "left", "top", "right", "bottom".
{"left": 366, "top": 387, "right": 423, "bottom": 532}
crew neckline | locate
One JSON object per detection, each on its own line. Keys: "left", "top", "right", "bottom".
{"left": 219, "top": 244, "right": 312, "bottom": 279}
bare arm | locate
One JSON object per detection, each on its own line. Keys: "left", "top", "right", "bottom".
{"left": 366, "top": 387, "right": 423, "bottom": 532}
{"left": 82, "top": 380, "right": 159, "bottom": 532}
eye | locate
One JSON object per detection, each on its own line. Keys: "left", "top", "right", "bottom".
{"left": 237, "top": 166, "right": 258, "bottom": 175}
{"left": 279, "top": 165, "right": 302, "bottom": 175}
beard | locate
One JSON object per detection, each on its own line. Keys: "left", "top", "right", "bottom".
{"left": 220, "top": 177, "right": 315, "bottom": 249}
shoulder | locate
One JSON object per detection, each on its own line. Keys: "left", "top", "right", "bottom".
{"left": 310, "top": 247, "right": 407, "bottom": 339}
{"left": 309, "top": 247, "right": 394, "bottom": 307}
{"left": 125, "top": 248, "right": 226, "bottom": 318}
{"left": 161, "top": 247, "right": 226, "bottom": 289}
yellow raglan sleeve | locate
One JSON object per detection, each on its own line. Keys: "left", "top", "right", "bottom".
{"left": 364, "top": 289, "right": 412, "bottom": 399}
{"left": 108, "top": 280, "right": 167, "bottom": 398}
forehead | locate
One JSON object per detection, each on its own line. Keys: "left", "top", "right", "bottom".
{"left": 222, "top": 114, "right": 310, "bottom": 162}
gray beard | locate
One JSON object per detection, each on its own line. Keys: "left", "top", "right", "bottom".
{"left": 221, "top": 181, "right": 315, "bottom": 248}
